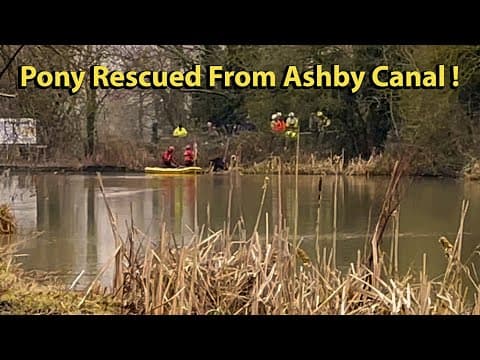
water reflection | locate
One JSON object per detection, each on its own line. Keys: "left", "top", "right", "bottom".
{"left": 0, "top": 173, "right": 479, "bottom": 286}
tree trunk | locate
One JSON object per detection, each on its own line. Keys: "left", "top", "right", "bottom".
{"left": 86, "top": 86, "right": 97, "bottom": 157}
{"left": 138, "top": 91, "right": 144, "bottom": 140}
{"left": 152, "top": 95, "right": 161, "bottom": 143}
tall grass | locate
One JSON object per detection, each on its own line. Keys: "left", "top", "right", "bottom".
{"left": 84, "top": 170, "right": 480, "bottom": 315}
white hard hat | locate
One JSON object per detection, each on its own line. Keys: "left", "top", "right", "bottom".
{"left": 277, "top": 112, "right": 282, "bottom": 116}
{"left": 288, "top": 112, "right": 294, "bottom": 117}
{"left": 317, "top": 111, "right": 323, "bottom": 117}
{"left": 272, "top": 114, "right": 278, "bottom": 120}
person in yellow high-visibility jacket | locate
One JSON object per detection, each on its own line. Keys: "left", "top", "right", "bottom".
{"left": 285, "top": 112, "right": 299, "bottom": 139}
{"left": 173, "top": 124, "right": 188, "bottom": 137}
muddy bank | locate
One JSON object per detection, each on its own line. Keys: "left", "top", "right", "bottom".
{"left": 0, "top": 164, "right": 131, "bottom": 174}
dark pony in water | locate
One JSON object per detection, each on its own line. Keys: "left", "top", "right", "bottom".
{"left": 209, "top": 157, "right": 228, "bottom": 172}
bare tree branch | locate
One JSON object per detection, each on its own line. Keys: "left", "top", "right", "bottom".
{"left": 0, "top": 45, "right": 24, "bottom": 81}
{"left": 180, "top": 88, "right": 231, "bottom": 99}
{"left": 0, "top": 92, "right": 16, "bottom": 98}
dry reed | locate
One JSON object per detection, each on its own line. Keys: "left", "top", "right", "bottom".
{"left": 88, "top": 170, "right": 479, "bottom": 315}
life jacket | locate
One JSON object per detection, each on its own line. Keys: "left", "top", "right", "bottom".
{"left": 285, "top": 130, "right": 297, "bottom": 139}
{"left": 173, "top": 127, "right": 188, "bottom": 137}
{"left": 184, "top": 149, "right": 194, "bottom": 162}
{"left": 162, "top": 151, "right": 172, "bottom": 163}
{"left": 286, "top": 116, "right": 298, "bottom": 129}
{"left": 273, "top": 119, "right": 286, "bottom": 133}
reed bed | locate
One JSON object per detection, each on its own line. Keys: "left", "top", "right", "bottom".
{"left": 92, "top": 211, "right": 479, "bottom": 315}
{"left": 242, "top": 152, "right": 391, "bottom": 176}
{"left": 91, "top": 169, "right": 480, "bottom": 315}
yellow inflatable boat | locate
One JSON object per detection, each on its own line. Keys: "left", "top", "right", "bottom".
{"left": 144, "top": 166, "right": 203, "bottom": 175}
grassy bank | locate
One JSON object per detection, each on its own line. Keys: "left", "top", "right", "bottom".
{"left": 0, "top": 132, "right": 443, "bottom": 177}
{"left": 0, "top": 243, "right": 119, "bottom": 314}
{"left": 0, "top": 143, "right": 397, "bottom": 177}
{"left": 1, "top": 131, "right": 476, "bottom": 178}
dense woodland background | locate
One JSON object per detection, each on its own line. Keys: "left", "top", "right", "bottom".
{"left": 1, "top": 45, "right": 480, "bottom": 175}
